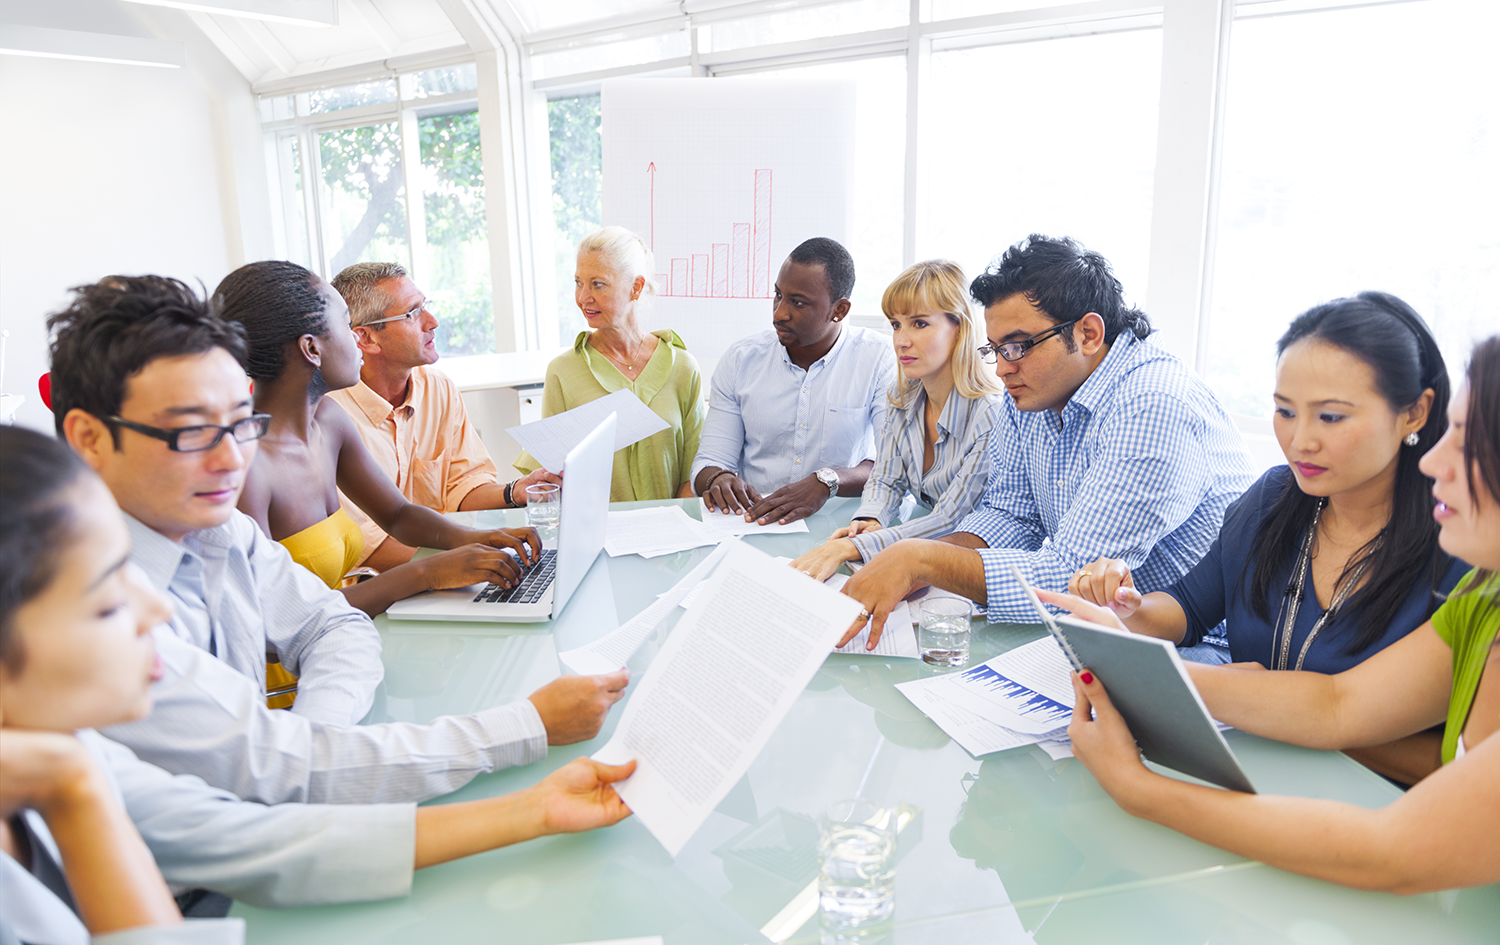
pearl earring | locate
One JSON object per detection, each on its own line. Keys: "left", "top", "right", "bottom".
{"left": 1404, "top": 432, "right": 1420, "bottom": 446}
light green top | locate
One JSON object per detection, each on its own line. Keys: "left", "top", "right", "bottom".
{"left": 514, "top": 329, "right": 705, "bottom": 501}
{"left": 1432, "top": 569, "right": 1500, "bottom": 764}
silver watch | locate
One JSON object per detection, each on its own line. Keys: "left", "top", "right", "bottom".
{"left": 814, "top": 467, "right": 839, "bottom": 497}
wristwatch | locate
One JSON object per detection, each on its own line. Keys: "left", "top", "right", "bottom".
{"left": 814, "top": 467, "right": 839, "bottom": 497}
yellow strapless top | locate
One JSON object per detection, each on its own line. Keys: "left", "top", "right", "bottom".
{"left": 278, "top": 507, "right": 364, "bottom": 590}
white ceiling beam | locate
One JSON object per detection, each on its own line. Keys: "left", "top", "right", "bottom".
{"left": 237, "top": 16, "right": 299, "bottom": 74}
{"left": 186, "top": 10, "right": 266, "bottom": 80}
{"left": 343, "top": 0, "right": 400, "bottom": 52}
{"left": 0, "top": 24, "right": 184, "bottom": 68}
{"left": 121, "top": 0, "right": 338, "bottom": 28}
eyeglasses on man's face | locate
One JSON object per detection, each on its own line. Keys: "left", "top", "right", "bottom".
{"left": 978, "top": 319, "right": 1078, "bottom": 364}
{"left": 364, "top": 299, "right": 434, "bottom": 327}
{"left": 106, "top": 413, "right": 271, "bottom": 452}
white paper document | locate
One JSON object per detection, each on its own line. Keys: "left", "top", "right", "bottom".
{"left": 895, "top": 637, "right": 1078, "bottom": 757}
{"left": 558, "top": 541, "right": 735, "bottom": 676}
{"left": 823, "top": 573, "right": 919, "bottom": 658}
{"left": 697, "top": 499, "right": 810, "bottom": 536}
{"left": 673, "top": 566, "right": 919, "bottom": 658}
{"left": 507, "top": 389, "right": 669, "bottom": 472}
{"left": 593, "top": 541, "right": 862, "bottom": 856}
{"left": 604, "top": 506, "right": 719, "bottom": 558}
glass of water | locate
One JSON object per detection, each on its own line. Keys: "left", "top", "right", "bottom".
{"left": 919, "top": 597, "right": 972, "bottom": 667}
{"left": 524, "top": 483, "right": 560, "bottom": 540}
{"left": 818, "top": 799, "right": 896, "bottom": 930}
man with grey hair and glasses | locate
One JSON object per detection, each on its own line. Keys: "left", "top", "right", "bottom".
{"left": 328, "top": 263, "right": 559, "bottom": 571}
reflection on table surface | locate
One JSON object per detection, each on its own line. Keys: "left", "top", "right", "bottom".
{"left": 234, "top": 498, "right": 1500, "bottom": 943}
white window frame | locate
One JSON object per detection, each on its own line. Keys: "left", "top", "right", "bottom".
{"left": 254, "top": 0, "right": 1433, "bottom": 366}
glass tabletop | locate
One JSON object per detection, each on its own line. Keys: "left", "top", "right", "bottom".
{"left": 232, "top": 498, "right": 1500, "bottom": 943}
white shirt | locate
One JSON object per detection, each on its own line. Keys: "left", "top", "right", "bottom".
{"left": 690, "top": 326, "right": 897, "bottom": 494}
{"left": 0, "top": 729, "right": 415, "bottom": 945}
{"left": 102, "top": 513, "right": 548, "bottom": 806}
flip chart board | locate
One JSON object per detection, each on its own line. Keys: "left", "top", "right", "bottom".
{"left": 601, "top": 77, "right": 856, "bottom": 363}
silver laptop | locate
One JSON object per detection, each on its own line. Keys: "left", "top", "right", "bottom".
{"left": 385, "top": 413, "right": 616, "bottom": 623}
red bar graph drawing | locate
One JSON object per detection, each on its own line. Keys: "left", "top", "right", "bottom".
{"left": 751, "top": 169, "right": 772, "bottom": 298}
{"left": 651, "top": 166, "right": 773, "bottom": 299}
{"left": 691, "top": 254, "right": 709, "bottom": 296}
{"left": 711, "top": 243, "right": 729, "bottom": 297}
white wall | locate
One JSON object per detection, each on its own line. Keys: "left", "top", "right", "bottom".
{"left": 0, "top": 0, "right": 271, "bottom": 434}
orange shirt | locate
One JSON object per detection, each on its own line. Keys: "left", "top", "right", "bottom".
{"left": 329, "top": 366, "right": 499, "bottom": 563}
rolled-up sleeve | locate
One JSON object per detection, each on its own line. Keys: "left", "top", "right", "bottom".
{"left": 94, "top": 733, "right": 416, "bottom": 908}
{"left": 976, "top": 392, "right": 1215, "bottom": 622}
{"left": 104, "top": 630, "right": 547, "bottom": 806}
{"left": 690, "top": 350, "right": 747, "bottom": 488}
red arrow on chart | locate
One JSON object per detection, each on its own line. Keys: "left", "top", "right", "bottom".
{"left": 646, "top": 161, "right": 656, "bottom": 251}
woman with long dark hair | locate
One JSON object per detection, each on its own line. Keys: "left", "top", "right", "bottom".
{"left": 1069, "top": 293, "right": 1466, "bottom": 777}
{"left": 1045, "top": 334, "right": 1500, "bottom": 892}
{"left": 215, "top": 261, "right": 540, "bottom": 617}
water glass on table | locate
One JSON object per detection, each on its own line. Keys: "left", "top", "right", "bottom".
{"left": 525, "top": 482, "right": 560, "bottom": 540}
{"left": 818, "top": 799, "right": 896, "bottom": 930}
{"left": 918, "top": 597, "right": 971, "bottom": 667}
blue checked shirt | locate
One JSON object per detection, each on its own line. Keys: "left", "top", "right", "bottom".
{"left": 691, "top": 326, "right": 898, "bottom": 494}
{"left": 957, "top": 332, "right": 1256, "bottom": 625}
{"left": 847, "top": 388, "right": 1004, "bottom": 560}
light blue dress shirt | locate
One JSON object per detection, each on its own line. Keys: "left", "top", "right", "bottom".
{"left": 691, "top": 326, "right": 898, "bottom": 494}
{"left": 103, "top": 513, "right": 548, "bottom": 806}
{"left": 0, "top": 728, "right": 414, "bottom": 945}
{"left": 847, "top": 388, "right": 1004, "bottom": 561}
{"left": 121, "top": 511, "right": 381, "bottom": 726}
{"left": 957, "top": 332, "right": 1256, "bottom": 625}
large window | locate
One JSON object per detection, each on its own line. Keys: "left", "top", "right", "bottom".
{"left": 921, "top": 29, "right": 1161, "bottom": 300}
{"left": 262, "top": 65, "right": 494, "bottom": 356}
{"left": 1205, "top": 0, "right": 1500, "bottom": 416}
{"left": 547, "top": 92, "right": 603, "bottom": 346}
{"left": 258, "top": 0, "right": 1494, "bottom": 381}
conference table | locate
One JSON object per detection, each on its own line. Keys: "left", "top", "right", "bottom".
{"left": 232, "top": 498, "right": 1500, "bottom": 944}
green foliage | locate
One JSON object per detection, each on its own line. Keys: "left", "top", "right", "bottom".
{"left": 549, "top": 93, "right": 603, "bottom": 343}
{"left": 419, "top": 110, "right": 493, "bottom": 357}
{"left": 318, "top": 122, "right": 408, "bottom": 274}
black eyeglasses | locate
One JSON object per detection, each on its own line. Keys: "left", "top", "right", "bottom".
{"left": 107, "top": 414, "right": 271, "bottom": 452}
{"left": 978, "top": 320, "right": 1078, "bottom": 364}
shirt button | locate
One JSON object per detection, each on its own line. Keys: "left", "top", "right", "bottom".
{"left": 796, "top": 459, "right": 802, "bottom": 464}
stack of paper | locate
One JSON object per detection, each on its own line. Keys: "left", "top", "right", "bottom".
{"left": 604, "top": 506, "right": 721, "bottom": 558}
{"left": 697, "top": 499, "right": 810, "bottom": 536}
{"left": 506, "top": 389, "right": 669, "bottom": 472}
{"left": 895, "top": 637, "right": 1075, "bottom": 757}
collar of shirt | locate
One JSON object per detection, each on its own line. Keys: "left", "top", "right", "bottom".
{"left": 778, "top": 320, "right": 854, "bottom": 372}
{"left": 1060, "top": 330, "right": 1143, "bottom": 421}
{"left": 124, "top": 512, "right": 196, "bottom": 593}
{"left": 340, "top": 369, "right": 426, "bottom": 427}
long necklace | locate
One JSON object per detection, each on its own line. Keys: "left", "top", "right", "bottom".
{"left": 594, "top": 337, "right": 648, "bottom": 379}
{"left": 1270, "top": 498, "right": 1377, "bottom": 670}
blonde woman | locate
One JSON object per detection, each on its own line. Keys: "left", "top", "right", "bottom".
{"left": 792, "top": 260, "right": 1004, "bottom": 582}
{"left": 515, "top": 227, "right": 705, "bottom": 500}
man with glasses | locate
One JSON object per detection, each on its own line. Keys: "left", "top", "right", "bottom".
{"left": 327, "top": 262, "right": 559, "bottom": 571}
{"left": 46, "top": 275, "right": 628, "bottom": 813}
{"left": 841, "top": 235, "right": 1254, "bottom": 663}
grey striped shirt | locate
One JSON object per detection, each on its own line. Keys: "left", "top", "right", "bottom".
{"left": 848, "top": 388, "right": 1003, "bottom": 560}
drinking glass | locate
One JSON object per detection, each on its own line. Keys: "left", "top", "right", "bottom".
{"left": 918, "top": 597, "right": 971, "bottom": 667}
{"left": 818, "top": 799, "right": 896, "bottom": 929}
{"left": 525, "top": 483, "right": 560, "bottom": 540}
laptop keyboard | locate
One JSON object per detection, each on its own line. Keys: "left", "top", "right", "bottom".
{"left": 471, "top": 549, "right": 558, "bottom": 604}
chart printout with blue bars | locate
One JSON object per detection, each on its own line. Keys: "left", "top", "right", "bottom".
{"left": 953, "top": 638, "right": 1076, "bottom": 729}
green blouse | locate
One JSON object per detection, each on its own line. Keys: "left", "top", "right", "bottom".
{"left": 1432, "top": 569, "right": 1500, "bottom": 764}
{"left": 514, "top": 329, "right": 706, "bottom": 502}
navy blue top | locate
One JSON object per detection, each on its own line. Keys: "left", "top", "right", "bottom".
{"left": 1166, "top": 466, "right": 1469, "bottom": 673}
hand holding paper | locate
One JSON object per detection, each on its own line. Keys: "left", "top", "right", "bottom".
{"left": 593, "top": 541, "right": 862, "bottom": 856}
